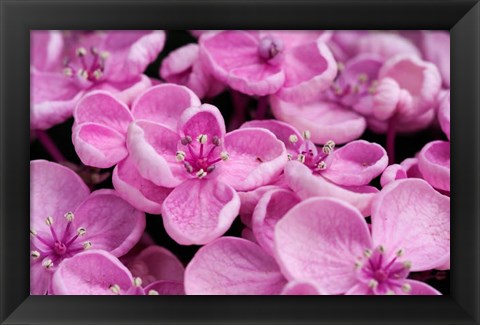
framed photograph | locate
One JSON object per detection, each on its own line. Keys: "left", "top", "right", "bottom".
{"left": 1, "top": 0, "right": 479, "bottom": 324}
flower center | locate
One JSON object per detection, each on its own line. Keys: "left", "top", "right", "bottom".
{"left": 355, "top": 245, "right": 412, "bottom": 295}
{"left": 258, "top": 36, "right": 284, "bottom": 61}
{"left": 176, "top": 134, "right": 229, "bottom": 179}
{"left": 30, "top": 212, "right": 92, "bottom": 269}
{"left": 288, "top": 131, "right": 335, "bottom": 173}
{"left": 63, "top": 47, "right": 109, "bottom": 84}
{"left": 330, "top": 65, "right": 378, "bottom": 104}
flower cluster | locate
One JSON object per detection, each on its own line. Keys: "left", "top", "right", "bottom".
{"left": 31, "top": 30, "right": 450, "bottom": 295}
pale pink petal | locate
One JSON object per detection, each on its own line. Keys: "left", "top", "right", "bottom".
{"left": 160, "top": 44, "right": 200, "bottom": 83}
{"left": 400, "top": 157, "right": 424, "bottom": 179}
{"left": 30, "top": 261, "right": 53, "bottom": 295}
{"left": 74, "top": 189, "right": 146, "bottom": 257}
{"left": 31, "top": 31, "right": 64, "bottom": 71}
{"left": 112, "top": 157, "right": 171, "bottom": 214}
{"left": 241, "top": 119, "right": 302, "bottom": 153}
{"left": 278, "top": 40, "right": 338, "bottom": 102}
{"left": 161, "top": 179, "right": 240, "bottom": 245}
{"left": 274, "top": 197, "right": 373, "bottom": 294}
{"left": 357, "top": 33, "right": 421, "bottom": 60}
{"left": 50, "top": 250, "right": 134, "bottom": 295}
{"left": 371, "top": 179, "right": 450, "bottom": 271}
{"left": 30, "top": 160, "right": 90, "bottom": 233}
{"left": 421, "top": 31, "right": 450, "bottom": 88}
{"left": 371, "top": 77, "right": 401, "bottom": 121}
{"left": 285, "top": 161, "right": 378, "bottom": 216}
{"left": 252, "top": 189, "right": 300, "bottom": 256}
{"left": 102, "top": 74, "right": 153, "bottom": 106}
{"left": 280, "top": 280, "right": 324, "bottom": 295}
{"left": 238, "top": 184, "right": 283, "bottom": 227}
{"left": 271, "top": 97, "right": 366, "bottom": 145}
{"left": 345, "top": 283, "right": 371, "bottom": 295}
{"left": 144, "top": 280, "right": 185, "bottom": 295}
{"left": 406, "top": 279, "right": 441, "bottom": 295}
{"left": 228, "top": 63, "right": 285, "bottom": 96}
{"left": 185, "top": 237, "right": 287, "bottom": 294}
{"left": 380, "top": 164, "right": 407, "bottom": 187}
{"left": 321, "top": 140, "right": 388, "bottom": 186}
{"left": 131, "top": 84, "right": 201, "bottom": 129}
{"left": 438, "top": 91, "right": 450, "bottom": 140}
{"left": 126, "top": 120, "right": 186, "bottom": 188}
{"left": 241, "top": 227, "right": 257, "bottom": 243}
{"left": 221, "top": 128, "right": 287, "bottom": 191}
{"left": 437, "top": 258, "right": 450, "bottom": 270}
{"left": 418, "top": 140, "right": 450, "bottom": 192}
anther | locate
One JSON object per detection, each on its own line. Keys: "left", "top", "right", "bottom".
{"left": 64, "top": 212, "right": 74, "bottom": 222}
{"left": 364, "top": 249, "right": 372, "bottom": 258}
{"left": 148, "top": 289, "right": 159, "bottom": 295}
{"left": 358, "top": 73, "right": 368, "bottom": 83}
{"left": 396, "top": 249, "right": 404, "bottom": 257}
{"left": 63, "top": 67, "right": 73, "bottom": 77}
{"left": 386, "top": 290, "right": 396, "bottom": 295}
{"left": 93, "top": 69, "right": 103, "bottom": 80}
{"left": 76, "top": 47, "right": 87, "bottom": 57}
{"left": 297, "top": 154, "right": 306, "bottom": 163}
{"left": 78, "top": 69, "right": 88, "bottom": 80}
{"left": 184, "top": 162, "right": 193, "bottom": 173}
{"left": 212, "top": 136, "right": 221, "bottom": 146}
{"left": 368, "top": 279, "right": 378, "bottom": 289}
{"left": 403, "top": 261, "right": 412, "bottom": 270}
{"left": 83, "top": 241, "right": 92, "bottom": 250}
{"left": 220, "top": 151, "right": 229, "bottom": 161}
{"left": 100, "top": 51, "right": 110, "bottom": 60}
{"left": 176, "top": 151, "right": 186, "bottom": 161}
{"left": 289, "top": 134, "right": 299, "bottom": 143}
{"left": 77, "top": 227, "right": 86, "bottom": 236}
{"left": 196, "top": 169, "right": 207, "bottom": 179}
{"left": 354, "top": 261, "right": 362, "bottom": 269}
{"left": 302, "top": 130, "right": 311, "bottom": 140}
{"left": 181, "top": 136, "right": 192, "bottom": 145}
{"left": 377, "top": 245, "right": 385, "bottom": 254}
{"left": 206, "top": 165, "right": 216, "bottom": 173}
{"left": 31, "top": 250, "right": 40, "bottom": 259}
{"left": 197, "top": 134, "right": 208, "bottom": 144}
{"left": 42, "top": 259, "right": 54, "bottom": 269}
{"left": 322, "top": 140, "right": 335, "bottom": 154}
{"left": 401, "top": 283, "right": 412, "bottom": 293}
{"left": 45, "top": 216, "right": 54, "bottom": 226}
{"left": 287, "top": 154, "right": 292, "bottom": 160}
{"left": 30, "top": 229, "right": 37, "bottom": 237}
{"left": 109, "top": 284, "right": 121, "bottom": 295}
{"left": 337, "top": 62, "right": 345, "bottom": 71}
{"left": 90, "top": 47, "right": 99, "bottom": 55}
{"left": 133, "top": 277, "right": 142, "bottom": 287}
{"left": 317, "top": 161, "right": 327, "bottom": 170}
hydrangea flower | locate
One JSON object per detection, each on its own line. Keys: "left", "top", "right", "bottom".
{"left": 30, "top": 160, "right": 146, "bottom": 294}
{"left": 274, "top": 179, "right": 449, "bottom": 295}
{"left": 199, "top": 30, "right": 337, "bottom": 102}
{"left": 50, "top": 250, "right": 184, "bottom": 295}
{"left": 31, "top": 30, "right": 165, "bottom": 130}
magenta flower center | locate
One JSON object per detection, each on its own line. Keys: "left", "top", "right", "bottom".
{"left": 63, "top": 47, "right": 109, "bottom": 83}
{"left": 355, "top": 246, "right": 412, "bottom": 295}
{"left": 288, "top": 132, "right": 335, "bottom": 173}
{"left": 176, "top": 134, "right": 229, "bottom": 179}
{"left": 258, "top": 36, "right": 284, "bottom": 61}
{"left": 30, "top": 212, "right": 91, "bottom": 269}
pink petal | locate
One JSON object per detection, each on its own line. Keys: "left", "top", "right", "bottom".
{"left": 144, "top": 280, "right": 185, "bottom": 295}
{"left": 278, "top": 40, "right": 338, "bottom": 102}
{"left": 241, "top": 227, "right": 257, "bottom": 243}
{"left": 221, "top": 128, "right": 287, "bottom": 191}
{"left": 30, "top": 261, "right": 53, "bottom": 295}
{"left": 400, "top": 157, "right": 424, "bottom": 179}
{"left": 285, "top": 161, "right": 378, "bottom": 216}
{"left": 417, "top": 140, "right": 450, "bottom": 192}
{"left": 438, "top": 91, "right": 450, "bottom": 140}
{"left": 184, "top": 237, "right": 286, "bottom": 294}
{"left": 380, "top": 164, "right": 407, "bottom": 187}
{"left": 112, "top": 157, "right": 171, "bottom": 214}
{"left": 74, "top": 189, "right": 146, "bottom": 257}
{"left": 406, "top": 279, "right": 441, "bottom": 295}
{"left": 101, "top": 74, "right": 153, "bottom": 107}
{"left": 271, "top": 97, "right": 366, "bottom": 145}
{"left": 131, "top": 84, "right": 201, "bottom": 129}
{"left": 371, "top": 179, "right": 450, "bottom": 271}
{"left": 252, "top": 189, "right": 300, "bottom": 256}
{"left": 345, "top": 283, "right": 371, "bottom": 295}
{"left": 126, "top": 120, "right": 185, "bottom": 188}
{"left": 50, "top": 250, "right": 134, "bottom": 295}
{"left": 371, "top": 77, "right": 401, "bottom": 121}
{"left": 238, "top": 184, "right": 284, "bottom": 227}
{"left": 31, "top": 31, "right": 64, "bottom": 71}
{"left": 228, "top": 62, "right": 286, "bottom": 96}
{"left": 356, "top": 33, "right": 421, "bottom": 60}
{"left": 421, "top": 31, "right": 450, "bottom": 88}
{"left": 274, "top": 197, "right": 373, "bottom": 294}
{"left": 178, "top": 104, "right": 226, "bottom": 141}
{"left": 30, "top": 160, "right": 90, "bottom": 234}
{"left": 281, "top": 281, "right": 324, "bottom": 295}
{"left": 161, "top": 179, "right": 240, "bottom": 245}
{"left": 321, "top": 140, "right": 388, "bottom": 186}
{"left": 160, "top": 44, "right": 200, "bottom": 82}
{"left": 241, "top": 119, "right": 302, "bottom": 153}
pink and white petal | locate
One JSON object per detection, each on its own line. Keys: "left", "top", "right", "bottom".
{"left": 274, "top": 197, "right": 373, "bottom": 294}
{"left": 400, "top": 158, "right": 424, "bottom": 179}
{"left": 252, "top": 189, "right": 301, "bottom": 256}
{"left": 271, "top": 97, "right": 366, "bottom": 145}
{"left": 438, "top": 91, "right": 450, "bottom": 140}
{"left": 280, "top": 280, "right": 324, "bottom": 295}
{"left": 418, "top": 141, "right": 450, "bottom": 192}
{"left": 241, "top": 119, "right": 302, "bottom": 153}
{"left": 277, "top": 40, "right": 338, "bottom": 102}
{"left": 345, "top": 283, "right": 371, "bottom": 295}
{"left": 74, "top": 189, "right": 146, "bottom": 257}
{"left": 161, "top": 179, "right": 240, "bottom": 245}
{"left": 406, "top": 279, "right": 441, "bottom": 295}
{"left": 265, "top": 30, "right": 331, "bottom": 49}
{"left": 371, "top": 179, "right": 450, "bottom": 271}
{"left": 221, "top": 128, "right": 287, "bottom": 191}
{"left": 103, "top": 30, "right": 166, "bottom": 82}
{"left": 285, "top": 161, "right": 378, "bottom": 216}
{"left": 31, "top": 30, "right": 64, "bottom": 71}
{"left": 144, "top": 280, "right": 185, "bottom": 295}
{"left": 127, "top": 120, "right": 186, "bottom": 188}
{"left": 112, "top": 157, "right": 171, "bottom": 214}
{"left": 437, "top": 258, "right": 450, "bottom": 270}
{"left": 131, "top": 84, "right": 201, "bottom": 129}
{"left": 372, "top": 77, "right": 401, "bottom": 121}
{"left": 30, "top": 262, "right": 53, "bottom": 295}
{"left": 185, "top": 237, "right": 287, "bottom": 295}
{"left": 356, "top": 33, "right": 421, "bottom": 60}
{"left": 131, "top": 245, "right": 185, "bottom": 283}
{"left": 73, "top": 122, "right": 129, "bottom": 168}
{"left": 31, "top": 94, "right": 84, "bottom": 130}
{"left": 227, "top": 63, "right": 285, "bottom": 96}
{"left": 50, "top": 250, "right": 134, "bottom": 295}
{"left": 160, "top": 43, "right": 199, "bottom": 82}
{"left": 321, "top": 140, "right": 388, "bottom": 186}
{"left": 30, "top": 160, "right": 90, "bottom": 233}
{"left": 103, "top": 74, "right": 153, "bottom": 107}
{"left": 178, "top": 104, "right": 226, "bottom": 140}
{"left": 380, "top": 164, "right": 408, "bottom": 187}
{"left": 421, "top": 31, "right": 450, "bottom": 88}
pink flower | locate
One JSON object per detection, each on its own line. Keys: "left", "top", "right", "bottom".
{"left": 50, "top": 250, "right": 184, "bottom": 295}
{"left": 30, "top": 160, "right": 146, "bottom": 294}
{"left": 160, "top": 43, "right": 225, "bottom": 98}
{"left": 31, "top": 30, "right": 165, "bottom": 130}
{"left": 199, "top": 31, "right": 337, "bottom": 102}
{"left": 242, "top": 119, "right": 388, "bottom": 215}
{"left": 274, "top": 179, "right": 449, "bottom": 295}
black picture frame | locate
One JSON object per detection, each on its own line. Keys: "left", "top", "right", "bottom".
{"left": 1, "top": 0, "right": 479, "bottom": 324}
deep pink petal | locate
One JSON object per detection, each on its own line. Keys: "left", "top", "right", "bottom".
{"left": 418, "top": 140, "right": 450, "bottom": 192}
{"left": 321, "top": 140, "right": 388, "bottom": 186}
{"left": 371, "top": 179, "right": 450, "bottom": 271}
{"left": 380, "top": 164, "right": 408, "bottom": 187}
{"left": 271, "top": 97, "right": 366, "bottom": 145}
{"left": 144, "top": 280, "right": 185, "bottom": 295}
{"left": 285, "top": 161, "right": 378, "bottom": 216}
{"left": 50, "top": 250, "right": 134, "bottom": 295}
{"left": 252, "top": 189, "right": 300, "bottom": 256}
{"left": 131, "top": 84, "right": 201, "bottom": 129}
{"left": 185, "top": 237, "right": 286, "bottom": 295}
{"left": 241, "top": 119, "right": 302, "bottom": 153}
{"left": 400, "top": 157, "right": 424, "bottom": 179}
{"left": 73, "top": 189, "right": 146, "bottom": 257}
{"left": 274, "top": 197, "right": 373, "bottom": 294}
{"left": 280, "top": 281, "right": 324, "bottom": 295}
{"left": 112, "top": 157, "right": 171, "bottom": 214}
{"left": 406, "top": 279, "right": 441, "bottom": 295}
{"left": 178, "top": 104, "right": 226, "bottom": 140}
{"left": 221, "top": 128, "right": 287, "bottom": 191}
{"left": 162, "top": 179, "right": 240, "bottom": 245}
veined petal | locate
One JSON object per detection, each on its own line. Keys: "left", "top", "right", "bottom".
{"left": 280, "top": 280, "right": 324, "bottom": 295}
{"left": 405, "top": 279, "right": 442, "bottom": 295}
{"left": 241, "top": 119, "right": 302, "bottom": 153}
{"left": 178, "top": 104, "right": 226, "bottom": 140}
{"left": 418, "top": 140, "right": 450, "bottom": 192}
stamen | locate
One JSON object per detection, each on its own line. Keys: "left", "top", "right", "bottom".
{"left": 386, "top": 290, "right": 396, "bottom": 295}
{"left": 220, "top": 151, "right": 229, "bottom": 161}
{"left": 358, "top": 73, "right": 368, "bottom": 83}
{"left": 176, "top": 151, "right": 186, "bottom": 161}
{"left": 63, "top": 67, "right": 73, "bottom": 77}
{"left": 322, "top": 140, "right": 335, "bottom": 154}
{"left": 148, "top": 290, "right": 159, "bottom": 295}
{"left": 30, "top": 229, "right": 37, "bottom": 237}
{"left": 287, "top": 154, "right": 292, "bottom": 160}
{"left": 83, "top": 241, "right": 92, "bottom": 250}
{"left": 364, "top": 249, "right": 372, "bottom": 258}
{"left": 92, "top": 69, "right": 103, "bottom": 80}
{"left": 212, "top": 136, "right": 221, "bottom": 146}
{"left": 206, "top": 165, "right": 216, "bottom": 173}
{"left": 181, "top": 136, "right": 192, "bottom": 145}
{"left": 377, "top": 245, "right": 385, "bottom": 254}
{"left": 196, "top": 169, "right": 207, "bottom": 179}
{"left": 77, "top": 227, "right": 86, "bottom": 236}
{"left": 337, "top": 62, "right": 345, "bottom": 71}
{"left": 42, "top": 259, "right": 54, "bottom": 269}
{"left": 354, "top": 261, "right": 362, "bottom": 269}
{"left": 133, "top": 277, "right": 142, "bottom": 287}
{"left": 302, "top": 130, "right": 311, "bottom": 140}
{"left": 396, "top": 249, "right": 404, "bottom": 257}
{"left": 100, "top": 51, "right": 110, "bottom": 60}
{"left": 76, "top": 47, "right": 87, "bottom": 57}
{"left": 403, "top": 261, "right": 412, "bottom": 270}
{"left": 297, "top": 154, "right": 306, "bottom": 163}
{"left": 368, "top": 279, "right": 378, "bottom": 289}
{"left": 197, "top": 134, "right": 208, "bottom": 144}
{"left": 402, "top": 283, "right": 412, "bottom": 293}
{"left": 183, "top": 162, "right": 193, "bottom": 173}
{"left": 289, "top": 134, "right": 298, "bottom": 143}
{"left": 90, "top": 47, "right": 99, "bottom": 55}
{"left": 317, "top": 161, "right": 327, "bottom": 170}
{"left": 31, "top": 250, "right": 40, "bottom": 259}
{"left": 64, "top": 212, "right": 74, "bottom": 222}
{"left": 109, "top": 284, "right": 121, "bottom": 295}
{"left": 45, "top": 216, "right": 54, "bottom": 227}
{"left": 78, "top": 69, "right": 89, "bottom": 80}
